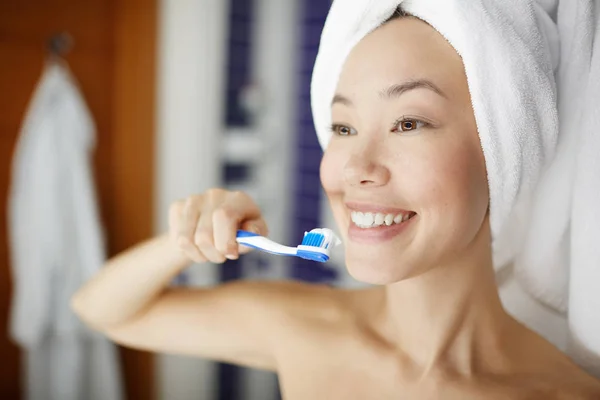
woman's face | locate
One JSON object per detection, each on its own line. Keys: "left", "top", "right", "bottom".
{"left": 320, "top": 17, "right": 489, "bottom": 284}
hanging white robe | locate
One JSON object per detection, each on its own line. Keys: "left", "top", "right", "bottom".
{"left": 7, "top": 60, "right": 124, "bottom": 400}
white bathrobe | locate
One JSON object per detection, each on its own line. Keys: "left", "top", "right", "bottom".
{"left": 7, "top": 61, "right": 124, "bottom": 400}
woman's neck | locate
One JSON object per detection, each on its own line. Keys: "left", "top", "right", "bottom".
{"left": 377, "top": 224, "right": 515, "bottom": 376}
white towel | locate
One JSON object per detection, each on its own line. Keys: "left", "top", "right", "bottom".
{"left": 311, "top": 0, "right": 600, "bottom": 374}
{"left": 511, "top": 1, "right": 600, "bottom": 373}
{"left": 566, "top": 1, "right": 600, "bottom": 375}
{"left": 512, "top": 0, "right": 592, "bottom": 315}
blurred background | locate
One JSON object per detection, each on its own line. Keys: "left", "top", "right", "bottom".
{"left": 0, "top": 0, "right": 363, "bottom": 399}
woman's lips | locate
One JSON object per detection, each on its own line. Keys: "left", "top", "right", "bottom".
{"left": 348, "top": 214, "right": 417, "bottom": 244}
{"left": 345, "top": 201, "right": 413, "bottom": 215}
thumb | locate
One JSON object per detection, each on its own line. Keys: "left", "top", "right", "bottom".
{"left": 238, "top": 218, "right": 269, "bottom": 254}
{"left": 240, "top": 218, "right": 268, "bottom": 235}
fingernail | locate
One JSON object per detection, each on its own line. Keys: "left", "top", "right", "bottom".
{"left": 225, "top": 254, "right": 238, "bottom": 260}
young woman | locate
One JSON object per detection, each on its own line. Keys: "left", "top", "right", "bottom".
{"left": 72, "top": 11, "right": 600, "bottom": 399}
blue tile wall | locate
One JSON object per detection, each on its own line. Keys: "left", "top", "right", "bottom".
{"left": 290, "top": 0, "right": 336, "bottom": 284}
{"left": 218, "top": 0, "right": 334, "bottom": 398}
{"left": 221, "top": 0, "right": 254, "bottom": 286}
{"left": 220, "top": 0, "right": 254, "bottom": 398}
{"left": 224, "top": 164, "right": 251, "bottom": 183}
{"left": 225, "top": 0, "right": 254, "bottom": 127}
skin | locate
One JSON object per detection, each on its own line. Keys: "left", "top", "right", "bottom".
{"left": 71, "top": 16, "right": 600, "bottom": 399}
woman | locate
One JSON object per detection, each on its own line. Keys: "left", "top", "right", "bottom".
{"left": 72, "top": 9, "right": 600, "bottom": 399}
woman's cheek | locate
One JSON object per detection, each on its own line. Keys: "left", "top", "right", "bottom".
{"left": 320, "top": 146, "right": 344, "bottom": 193}
{"left": 405, "top": 145, "right": 471, "bottom": 212}
{"left": 426, "top": 143, "right": 487, "bottom": 228}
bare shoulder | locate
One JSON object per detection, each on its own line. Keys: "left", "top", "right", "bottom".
{"left": 546, "top": 363, "right": 600, "bottom": 399}
{"left": 244, "top": 279, "right": 372, "bottom": 321}
{"left": 515, "top": 370, "right": 600, "bottom": 400}
{"left": 265, "top": 281, "right": 385, "bottom": 357}
{"left": 471, "top": 353, "right": 600, "bottom": 400}
{"left": 508, "top": 329, "right": 600, "bottom": 399}
{"left": 244, "top": 279, "right": 378, "bottom": 336}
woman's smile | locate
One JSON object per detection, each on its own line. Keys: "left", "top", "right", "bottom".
{"left": 346, "top": 202, "right": 417, "bottom": 243}
{"left": 348, "top": 212, "right": 417, "bottom": 243}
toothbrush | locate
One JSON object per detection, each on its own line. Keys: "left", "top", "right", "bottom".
{"left": 235, "top": 228, "right": 341, "bottom": 262}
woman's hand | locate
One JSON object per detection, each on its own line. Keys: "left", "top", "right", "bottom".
{"left": 169, "top": 189, "right": 268, "bottom": 264}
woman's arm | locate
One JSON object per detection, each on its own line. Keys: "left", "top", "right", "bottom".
{"left": 71, "top": 234, "right": 187, "bottom": 328}
{"left": 71, "top": 190, "right": 284, "bottom": 370}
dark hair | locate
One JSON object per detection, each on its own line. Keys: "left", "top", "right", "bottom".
{"left": 385, "top": 6, "right": 411, "bottom": 23}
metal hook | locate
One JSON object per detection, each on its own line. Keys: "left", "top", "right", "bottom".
{"left": 47, "top": 32, "right": 74, "bottom": 58}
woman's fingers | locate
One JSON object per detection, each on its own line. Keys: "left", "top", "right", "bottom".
{"left": 212, "top": 191, "right": 264, "bottom": 259}
{"left": 238, "top": 218, "right": 269, "bottom": 254}
{"left": 170, "top": 196, "right": 206, "bottom": 263}
{"left": 194, "top": 191, "right": 228, "bottom": 263}
{"left": 168, "top": 189, "right": 268, "bottom": 263}
{"left": 212, "top": 206, "right": 242, "bottom": 260}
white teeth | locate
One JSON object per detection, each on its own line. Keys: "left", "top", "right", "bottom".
{"left": 353, "top": 212, "right": 361, "bottom": 226}
{"left": 363, "top": 213, "right": 374, "bottom": 226}
{"left": 384, "top": 214, "right": 394, "bottom": 226}
{"left": 351, "top": 211, "right": 413, "bottom": 228}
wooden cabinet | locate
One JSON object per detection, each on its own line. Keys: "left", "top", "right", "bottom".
{"left": 0, "top": 1, "right": 157, "bottom": 398}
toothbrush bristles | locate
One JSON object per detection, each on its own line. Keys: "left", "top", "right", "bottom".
{"left": 301, "top": 232, "right": 325, "bottom": 248}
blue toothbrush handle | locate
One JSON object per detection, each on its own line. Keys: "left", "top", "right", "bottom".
{"left": 235, "top": 230, "right": 297, "bottom": 256}
{"left": 236, "top": 229, "right": 260, "bottom": 238}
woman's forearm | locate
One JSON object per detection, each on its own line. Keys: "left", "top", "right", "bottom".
{"left": 71, "top": 234, "right": 191, "bottom": 328}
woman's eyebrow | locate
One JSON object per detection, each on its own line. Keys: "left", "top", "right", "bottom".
{"left": 332, "top": 79, "right": 447, "bottom": 107}
{"left": 380, "top": 79, "right": 447, "bottom": 100}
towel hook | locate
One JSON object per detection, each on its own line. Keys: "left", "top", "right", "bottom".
{"left": 47, "top": 32, "right": 74, "bottom": 58}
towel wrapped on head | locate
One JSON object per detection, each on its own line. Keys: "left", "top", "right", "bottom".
{"left": 311, "top": 0, "right": 600, "bottom": 375}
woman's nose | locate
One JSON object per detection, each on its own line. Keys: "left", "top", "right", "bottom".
{"left": 343, "top": 151, "right": 390, "bottom": 187}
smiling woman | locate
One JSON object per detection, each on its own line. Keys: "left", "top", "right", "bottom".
{"left": 69, "top": 1, "right": 600, "bottom": 399}
{"left": 321, "top": 15, "right": 488, "bottom": 285}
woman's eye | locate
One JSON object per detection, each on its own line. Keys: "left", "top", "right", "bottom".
{"left": 393, "top": 118, "right": 427, "bottom": 133}
{"left": 331, "top": 124, "right": 356, "bottom": 136}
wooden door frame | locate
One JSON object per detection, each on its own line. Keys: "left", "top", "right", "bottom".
{"left": 0, "top": 0, "right": 157, "bottom": 398}
{"left": 111, "top": 0, "right": 157, "bottom": 399}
